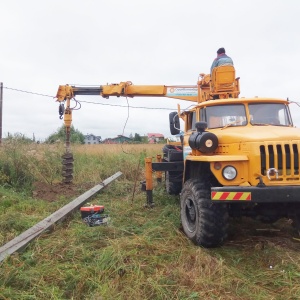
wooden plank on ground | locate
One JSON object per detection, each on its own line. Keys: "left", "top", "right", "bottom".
{"left": 0, "top": 171, "right": 122, "bottom": 263}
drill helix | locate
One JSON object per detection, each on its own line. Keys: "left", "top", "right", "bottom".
{"left": 62, "top": 152, "right": 74, "bottom": 184}
{"left": 58, "top": 99, "right": 74, "bottom": 184}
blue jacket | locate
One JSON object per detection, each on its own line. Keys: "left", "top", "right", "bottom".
{"left": 210, "top": 54, "right": 234, "bottom": 73}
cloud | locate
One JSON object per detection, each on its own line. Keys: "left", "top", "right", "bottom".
{"left": 1, "top": 0, "right": 300, "bottom": 140}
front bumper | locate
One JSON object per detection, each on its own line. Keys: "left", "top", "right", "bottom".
{"left": 211, "top": 186, "right": 300, "bottom": 203}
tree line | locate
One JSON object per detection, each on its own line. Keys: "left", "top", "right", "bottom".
{"left": 4, "top": 125, "right": 156, "bottom": 144}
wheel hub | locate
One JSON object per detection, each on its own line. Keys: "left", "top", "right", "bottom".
{"left": 185, "top": 198, "right": 196, "bottom": 231}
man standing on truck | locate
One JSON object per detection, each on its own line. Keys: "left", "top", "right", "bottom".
{"left": 210, "top": 47, "right": 234, "bottom": 73}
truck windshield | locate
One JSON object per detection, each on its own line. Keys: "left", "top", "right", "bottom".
{"left": 249, "top": 103, "right": 292, "bottom": 126}
{"left": 205, "top": 104, "right": 247, "bottom": 129}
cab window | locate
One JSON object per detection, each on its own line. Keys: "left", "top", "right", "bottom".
{"left": 202, "top": 104, "right": 247, "bottom": 129}
{"left": 186, "top": 111, "right": 196, "bottom": 131}
{"left": 249, "top": 103, "right": 292, "bottom": 126}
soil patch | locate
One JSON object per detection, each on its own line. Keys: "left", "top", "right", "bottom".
{"left": 226, "top": 217, "right": 300, "bottom": 250}
{"left": 32, "top": 181, "right": 94, "bottom": 202}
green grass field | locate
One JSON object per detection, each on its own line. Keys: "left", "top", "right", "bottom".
{"left": 0, "top": 143, "right": 300, "bottom": 300}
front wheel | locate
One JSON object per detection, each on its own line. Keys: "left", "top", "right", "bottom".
{"left": 180, "top": 178, "right": 229, "bottom": 247}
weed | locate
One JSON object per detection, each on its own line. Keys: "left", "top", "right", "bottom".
{"left": 0, "top": 144, "right": 300, "bottom": 299}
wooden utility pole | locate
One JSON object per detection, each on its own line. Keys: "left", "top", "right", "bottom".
{"left": 0, "top": 82, "right": 3, "bottom": 144}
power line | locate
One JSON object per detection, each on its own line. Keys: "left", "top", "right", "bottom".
{"left": 78, "top": 99, "right": 174, "bottom": 110}
{"left": 3, "top": 86, "right": 179, "bottom": 110}
{"left": 3, "top": 86, "right": 54, "bottom": 98}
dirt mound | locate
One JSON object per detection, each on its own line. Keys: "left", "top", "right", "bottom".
{"left": 32, "top": 181, "right": 93, "bottom": 202}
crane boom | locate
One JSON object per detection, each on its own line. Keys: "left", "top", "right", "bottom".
{"left": 55, "top": 82, "right": 197, "bottom": 183}
{"left": 56, "top": 82, "right": 199, "bottom": 102}
{"left": 55, "top": 67, "right": 240, "bottom": 183}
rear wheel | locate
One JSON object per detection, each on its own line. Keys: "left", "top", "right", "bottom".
{"left": 163, "top": 144, "right": 183, "bottom": 195}
{"left": 292, "top": 215, "right": 300, "bottom": 236}
{"left": 180, "top": 178, "right": 229, "bottom": 247}
{"left": 165, "top": 171, "right": 182, "bottom": 195}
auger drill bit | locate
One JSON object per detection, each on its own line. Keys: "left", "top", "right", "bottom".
{"left": 62, "top": 152, "right": 74, "bottom": 183}
{"left": 62, "top": 126, "right": 74, "bottom": 184}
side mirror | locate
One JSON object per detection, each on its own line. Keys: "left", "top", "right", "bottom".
{"left": 169, "top": 112, "right": 180, "bottom": 135}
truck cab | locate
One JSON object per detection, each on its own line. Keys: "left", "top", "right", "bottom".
{"left": 175, "top": 69, "right": 300, "bottom": 247}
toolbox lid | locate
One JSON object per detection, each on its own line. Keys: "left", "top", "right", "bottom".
{"left": 80, "top": 205, "right": 104, "bottom": 212}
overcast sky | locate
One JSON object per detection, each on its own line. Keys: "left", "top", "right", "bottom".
{"left": 1, "top": 0, "right": 300, "bottom": 141}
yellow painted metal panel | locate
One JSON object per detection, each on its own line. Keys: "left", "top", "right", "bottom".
{"left": 126, "top": 85, "right": 166, "bottom": 95}
{"left": 186, "top": 155, "right": 248, "bottom": 162}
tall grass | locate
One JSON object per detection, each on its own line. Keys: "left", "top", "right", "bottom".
{"left": 73, "top": 144, "right": 161, "bottom": 181}
{"left": 0, "top": 142, "right": 300, "bottom": 299}
{"left": 0, "top": 141, "right": 65, "bottom": 190}
{"left": 0, "top": 143, "right": 161, "bottom": 189}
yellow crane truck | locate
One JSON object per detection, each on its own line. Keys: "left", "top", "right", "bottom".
{"left": 56, "top": 65, "right": 300, "bottom": 247}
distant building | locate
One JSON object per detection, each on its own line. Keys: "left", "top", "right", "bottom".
{"left": 147, "top": 133, "right": 165, "bottom": 143}
{"left": 103, "top": 135, "right": 132, "bottom": 144}
{"left": 166, "top": 133, "right": 182, "bottom": 145}
{"left": 84, "top": 134, "right": 102, "bottom": 144}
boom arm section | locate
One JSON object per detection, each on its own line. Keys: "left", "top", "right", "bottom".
{"left": 56, "top": 81, "right": 199, "bottom": 102}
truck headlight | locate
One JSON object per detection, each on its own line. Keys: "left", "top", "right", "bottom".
{"left": 222, "top": 166, "right": 237, "bottom": 180}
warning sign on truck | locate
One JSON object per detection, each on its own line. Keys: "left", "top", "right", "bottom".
{"left": 167, "top": 87, "right": 198, "bottom": 97}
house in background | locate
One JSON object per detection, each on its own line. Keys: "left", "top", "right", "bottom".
{"left": 147, "top": 133, "right": 164, "bottom": 143}
{"left": 84, "top": 134, "right": 102, "bottom": 144}
{"left": 103, "top": 135, "right": 132, "bottom": 144}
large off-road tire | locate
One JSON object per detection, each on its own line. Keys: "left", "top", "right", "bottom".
{"left": 292, "top": 215, "right": 300, "bottom": 236}
{"left": 166, "top": 171, "right": 182, "bottom": 195}
{"left": 180, "top": 178, "right": 229, "bottom": 247}
{"left": 163, "top": 144, "right": 183, "bottom": 195}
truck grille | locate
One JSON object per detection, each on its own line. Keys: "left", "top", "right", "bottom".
{"left": 260, "top": 143, "right": 300, "bottom": 179}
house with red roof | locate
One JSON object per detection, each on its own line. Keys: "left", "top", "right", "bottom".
{"left": 147, "top": 133, "right": 164, "bottom": 143}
